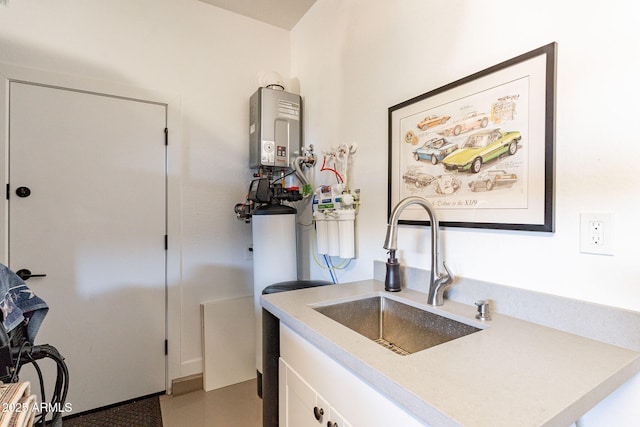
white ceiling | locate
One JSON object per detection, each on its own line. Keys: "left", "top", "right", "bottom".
{"left": 198, "top": 0, "right": 317, "bottom": 30}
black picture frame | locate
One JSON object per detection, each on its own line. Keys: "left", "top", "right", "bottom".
{"left": 388, "top": 42, "right": 556, "bottom": 232}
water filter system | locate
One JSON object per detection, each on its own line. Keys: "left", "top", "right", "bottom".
{"left": 313, "top": 183, "right": 357, "bottom": 259}
{"left": 312, "top": 144, "right": 360, "bottom": 274}
{"left": 233, "top": 81, "right": 361, "bottom": 394}
{"left": 235, "top": 84, "right": 360, "bottom": 275}
{"left": 251, "top": 203, "right": 297, "bottom": 376}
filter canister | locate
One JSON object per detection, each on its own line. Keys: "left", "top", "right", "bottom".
{"left": 326, "top": 213, "right": 340, "bottom": 257}
{"left": 314, "top": 211, "right": 329, "bottom": 255}
{"left": 337, "top": 209, "right": 356, "bottom": 259}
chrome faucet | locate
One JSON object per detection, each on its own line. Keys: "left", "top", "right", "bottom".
{"left": 383, "top": 196, "right": 453, "bottom": 306}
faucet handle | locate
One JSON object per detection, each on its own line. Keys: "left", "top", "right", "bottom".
{"left": 429, "top": 261, "right": 454, "bottom": 306}
{"left": 441, "top": 261, "right": 453, "bottom": 285}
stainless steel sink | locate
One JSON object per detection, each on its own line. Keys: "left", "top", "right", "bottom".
{"left": 314, "top": 296, "right": 481, "bottom": 355}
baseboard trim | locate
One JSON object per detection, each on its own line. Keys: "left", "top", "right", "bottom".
{"left": 171, "top": 373, "right": 203, "bottom": 396}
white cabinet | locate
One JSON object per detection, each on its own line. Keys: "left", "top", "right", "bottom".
{"left": 281, "top": 358, "right": 352, "bottom": 427}
{"left": 279, "top": 324, "right": 427, "bottom": 427}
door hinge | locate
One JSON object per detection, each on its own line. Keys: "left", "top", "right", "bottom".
{"left": 5, "top": 184, "right": 8, "bottom": 200}
{"left": 164, "top": 235, "right": 168, "bottom": 250}
{"left": 164, "top": 127, "right": 168, "bottom": 146}
{"left": 164, "top": 339, "right": 168, "bottom": 355}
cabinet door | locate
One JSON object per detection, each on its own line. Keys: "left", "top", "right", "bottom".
{"left": 283, "top": 361, "right": 327, "bottom": 427}
{"left": 327, "top": 406, "right": 352, "bottom": 427}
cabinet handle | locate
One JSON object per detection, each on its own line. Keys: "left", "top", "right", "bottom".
{"left": 313, "top": 406, "right": 324, "bottom": 421}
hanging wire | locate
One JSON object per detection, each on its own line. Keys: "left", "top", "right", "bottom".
{"left": 320, "top": 156, "right": 344, "bottom": 183}
{"left": 270, "top": 168, "right": 296, "bottom": 185}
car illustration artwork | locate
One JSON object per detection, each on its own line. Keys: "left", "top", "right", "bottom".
{"left": 442, "top": 128, "right": 521, "bottom": 173}
{"left": 402, "top": 169, "right": 461, "bottom": 195}
{"left": 412, "top": 136, "right": 458, "bottom": 165}
{"left": 441, "top": 111, "right": 489, "bottom": 136}
{"left": 491, "top": 95, "right": 519, "bottom": 124}
{"left": 468, "top": 169, "right": 518, "bottom": 192}
{"left": 404, "top": 130, "right": 419, "bottom": 145}
{"left": 434, "top": 174, "right": 461, "bottom": 195}
{"left": 402, "top": 169, "right": 435, "bottom": 188}
{"left": 417, "top": 114, "right": 450, "bottom": 130}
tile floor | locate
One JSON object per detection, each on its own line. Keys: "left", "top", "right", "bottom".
{"left": 160, "top": 379, "right": 262, "bottom": 427}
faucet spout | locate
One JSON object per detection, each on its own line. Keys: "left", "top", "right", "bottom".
{"left": 383, "top": 196, "right": 453, "bottom": 306}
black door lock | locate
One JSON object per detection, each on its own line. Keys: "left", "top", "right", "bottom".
{"left": 15, "top": 269, "right": 47, "bottom": 281}
{"left": 15, "top": 187, "right": 31, "bottom": 198}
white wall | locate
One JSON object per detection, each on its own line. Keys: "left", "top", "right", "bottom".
{"left": 293, "top": 0, "right": 640, "bottom": 310}
{"left": 0, "top": 0, "right": 290, "bottom": 379}
{"left": 291, "top": 0, "right": 640, "bottom": 424}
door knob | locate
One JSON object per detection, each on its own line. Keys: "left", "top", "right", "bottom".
{"left": 15, "top": 269, "right": 47, "bottom": 281}
{"left": 15, "top": 187, "right": 31, "bottom": 198}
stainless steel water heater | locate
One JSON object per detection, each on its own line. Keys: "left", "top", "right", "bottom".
{"left": 249, "top": 87, "right": 301, "bottom": 169}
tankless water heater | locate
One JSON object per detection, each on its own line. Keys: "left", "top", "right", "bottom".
{"left": 249, "top": 87, "right": 301, "bottom": 169}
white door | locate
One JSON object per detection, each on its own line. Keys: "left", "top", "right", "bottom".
{"left": 8, "top": 82, "right": 167, "bottom": 414}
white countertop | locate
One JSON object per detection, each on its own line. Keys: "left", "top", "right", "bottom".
{"left": 261, "top": 279, "right": 640, "bottom": 427}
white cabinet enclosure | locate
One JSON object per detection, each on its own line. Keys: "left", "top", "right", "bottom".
{"left": 279, "top": 324, "right": 426, "bottom": 427}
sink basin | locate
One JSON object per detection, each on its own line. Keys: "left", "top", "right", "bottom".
{"left": 313, "top": 296, "right": 481, "bottom": 355}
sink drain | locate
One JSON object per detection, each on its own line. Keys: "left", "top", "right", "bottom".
{"left": 374, "top": 338, "right": 410, "bottom": 356}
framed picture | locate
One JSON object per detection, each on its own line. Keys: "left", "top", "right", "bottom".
{"left": 388, "top": 42, "right": 556, "bottom": 232}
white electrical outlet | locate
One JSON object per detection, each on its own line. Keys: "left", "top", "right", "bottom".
{"left": 580, "top": 213, "right": 614, "bottom": 255}
{"left": 589, "top": 221, "right": 603, "bottom": 245}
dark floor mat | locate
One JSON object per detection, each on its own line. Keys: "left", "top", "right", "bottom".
{"left": 60, "top": 395, "right": 162, "bottom": 427}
